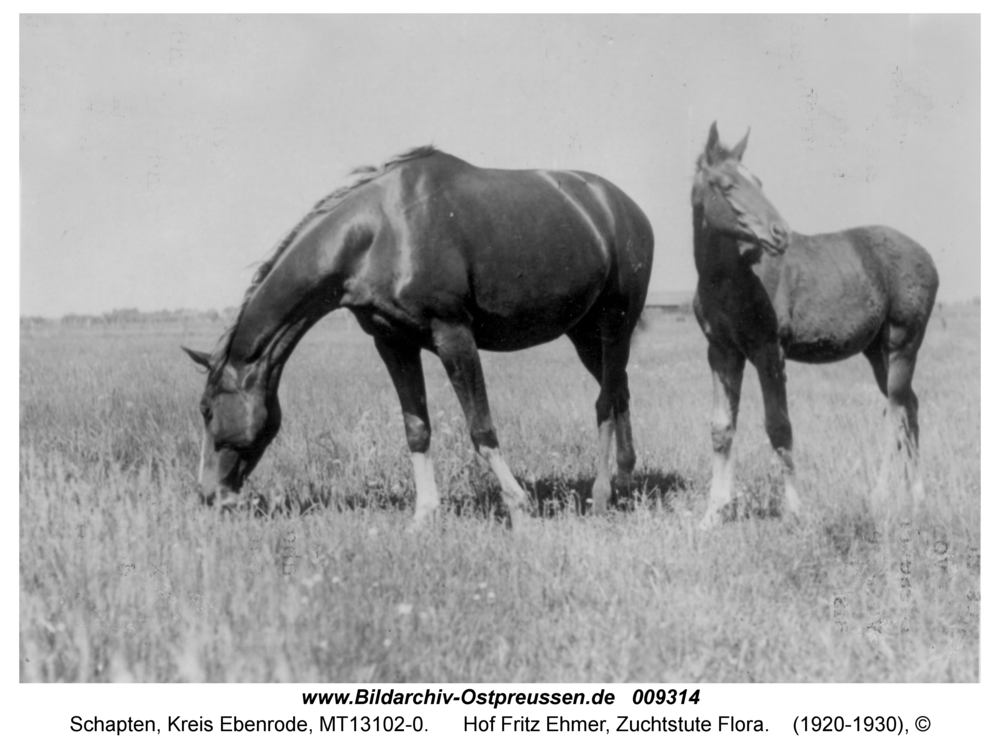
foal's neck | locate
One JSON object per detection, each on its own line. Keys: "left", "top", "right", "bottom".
{"left": 694, "top": 217, "right": 751, "bottom": 280}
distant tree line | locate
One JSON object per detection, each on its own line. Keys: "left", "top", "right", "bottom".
{"left": 20, "top": 308, "right": 241, "bottom": 328}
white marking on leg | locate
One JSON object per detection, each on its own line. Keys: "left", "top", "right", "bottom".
{"left": 886, "top": 403, "right": 925, "bottom": 507}
{"left": 702, "top": 444, "right": 735, "bottom": 529}
{"left": 776, "top": 447, "right": 802, "bottom": 518}
{"left": 198, "top": 431, "right": 207, "bottom": 487}
{"left": 872, "top": 405, "right": 895, "bottom": 502}
{"left": 478, "top": 445, "right": 528, "bottom": 528}
{"left": 701, "top": 383, "right": 737, "bottom": 529}
{"left": 591, "top": 418, "right": 615, "bottom": 515}
{"left": 409, "top": 451, "right": 440, "bottom": 529}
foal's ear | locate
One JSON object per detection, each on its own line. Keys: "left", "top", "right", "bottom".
{"left": 181, "top": 346, "right": 212, "bottom": 370}
{"left": 704, "top": 121, "right": 720, "bottom": 162}
{"left": 731, "top": 128, "right": 750, "bottom": 161}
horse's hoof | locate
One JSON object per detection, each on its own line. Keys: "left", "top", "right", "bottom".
{"left": 407, "top": 509, "right": 439, "bottom": 534}
{"left": 613, "top": 471, "right": 634, "bottom": 492}
{"left": 698, "top": 510, "right": 722, "bottom": 530}
{"left": 591, "top": 477, "right": 612, "bottom": 515}
{"left": 590, "top": 500, "right": 609, "bottom": 516}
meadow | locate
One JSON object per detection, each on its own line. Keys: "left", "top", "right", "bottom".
{"left": 19, "top": 304, "right": 980, "bottom": 682}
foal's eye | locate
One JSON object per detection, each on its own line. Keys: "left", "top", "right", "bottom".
{"left": 200, "top": 403, "right": 212, "bottom": 421}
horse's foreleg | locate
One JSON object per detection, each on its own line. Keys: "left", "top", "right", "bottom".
{"left": 701, "top": 343, "right": 746, "bottom": 529}
{"left": 614, "top": 408, "right": 636, "bottom": 483}
{"left": 433, "top": 321, "right": 529, "bottom": 529}
{"left": 753, "top": 344, "right": 802, "bottom": 520}
{"left": 373, "top": 337, "right": 440, "bottom": 530}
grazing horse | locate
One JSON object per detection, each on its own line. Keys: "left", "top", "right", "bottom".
{"left": 691, "top": 123, "right": 938, "bottom": 528}
{"left": 183, "top": 146, "right": 654, "bottom": 529}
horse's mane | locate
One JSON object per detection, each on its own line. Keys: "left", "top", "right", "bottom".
{"left": 207, "top": 145, "right": 439, "bottom": 380}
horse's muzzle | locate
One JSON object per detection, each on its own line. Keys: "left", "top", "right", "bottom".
{"left": 199, "top": 485, "right": 240, "bottom": 509}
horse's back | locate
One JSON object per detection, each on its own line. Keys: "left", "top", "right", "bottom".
{"left": 357, "top": 152, "right": 654, "bottom": 350}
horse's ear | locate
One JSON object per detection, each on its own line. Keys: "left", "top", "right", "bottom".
{"left": 731, "top": 128, "right": 750, "bottom": 161}
{"left": 705, "top": 122, "right": 720, "bottom": 162}
{"left": 182, "top": 346, "right": 212, "bottom": 370}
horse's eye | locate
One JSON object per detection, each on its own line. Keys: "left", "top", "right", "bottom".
{"left": 200, "top": 403, "right": 212, "bottom": 421}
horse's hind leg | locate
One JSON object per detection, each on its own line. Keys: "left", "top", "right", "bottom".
{"left": 568, "top": 324, "right": 635, "bottom": 515}
{"left": 567, "top": 329, "right": 612, "bottom": 514}
{"left": 432, "top": 321, "right": 529, "bottom": 529}
{"left": 700, "top": 343, "right": 746, "bottom": 529}
{"left": 373, "top": 337, "right": 440, "bottom": 531}
{"left": 751, "top": 343, "right": 802, "bottom": 522}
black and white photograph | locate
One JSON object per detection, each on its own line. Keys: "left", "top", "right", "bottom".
{"left": 19, "top": 11, "right": 980, "bottom": 711}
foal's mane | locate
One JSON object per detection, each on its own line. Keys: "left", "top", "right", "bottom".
{"left": 207, "top": 145, "right": 438, "bottom": 379}
{"left": 696, "top": 141, "right": 737, "bottom": 174}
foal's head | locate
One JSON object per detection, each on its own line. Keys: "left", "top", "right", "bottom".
{"left": 692, "top": 122, "right": 790, "bottom": 257}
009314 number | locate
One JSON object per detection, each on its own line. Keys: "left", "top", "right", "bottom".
{"left": 631, "top": 689, "right": 700, "bottom": 705}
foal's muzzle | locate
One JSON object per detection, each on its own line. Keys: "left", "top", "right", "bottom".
{"left": 757, "top": 221, "right": 790, "bottom": 256}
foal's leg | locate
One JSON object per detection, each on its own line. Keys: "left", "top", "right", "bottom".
{"left": 751, "top": 343, "right": 802, "bottom": 520}
{"left": 863, "top": 339, "right": 893, "bottom": 501}
{"left": 700, "top": 343, "right": 746, "bottom": 529}
{"left": 432, "top": 321, "right": 529, "bottom": 528}
{"left": 886, "top": 347, "right": 924, "bottom": 503}
{"left": 373, "top": 337, "right": 440, "bottom": 530}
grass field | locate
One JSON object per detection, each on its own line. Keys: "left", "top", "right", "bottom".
{"left": 19, "top": 304, "right": 980, "bottom": 682}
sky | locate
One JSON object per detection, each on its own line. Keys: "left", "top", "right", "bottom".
{"left": 19, "top": 14, "right": 980, "bottom": 317}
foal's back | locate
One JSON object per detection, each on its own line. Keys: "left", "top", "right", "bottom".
{"left": 754, "top": 225, "right": 938, "bottom": 363}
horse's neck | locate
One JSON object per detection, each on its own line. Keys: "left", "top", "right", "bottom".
{"left": 226, "top": 250, "right": 346, "bottom": 383}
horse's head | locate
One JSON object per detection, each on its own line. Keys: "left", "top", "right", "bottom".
{"left": 693, "top": 122, "right": 790, "bottom": 257}
{"left": 182, "top": 347, "right": 282, "bottom": 506}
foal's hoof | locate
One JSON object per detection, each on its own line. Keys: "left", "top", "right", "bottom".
{"left": 781, "top": 508, "right": 805, "bottom": 527}
{"left": 506, "top": 507, "right": 530, "bottom": 533}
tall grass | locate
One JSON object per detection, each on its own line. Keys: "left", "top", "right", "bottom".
{"left": 19, "top": 307, "right": 979, "bottom": 681}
